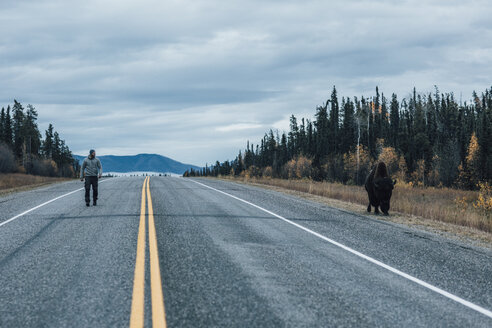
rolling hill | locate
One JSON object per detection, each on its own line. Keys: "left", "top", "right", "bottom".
{"left": 74, "top": 153, "right": 201, "bottom": 175}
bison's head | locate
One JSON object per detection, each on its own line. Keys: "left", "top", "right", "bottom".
{"left": 374, "top": 177, "right": 396, "bottom": 215}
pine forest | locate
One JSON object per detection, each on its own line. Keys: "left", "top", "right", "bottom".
{"left": 186, "top": 86, "right": 492, "bottom": 191}
{"left": 0, "top": 100, "right": 79, "bottom": 177}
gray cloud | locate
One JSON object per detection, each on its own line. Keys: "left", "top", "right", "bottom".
{"left": 1, "top": 0, "right": 491, "bottom": 165}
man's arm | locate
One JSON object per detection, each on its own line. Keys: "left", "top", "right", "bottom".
{"left": 97, "top": 159, "right": 103, "bottom": 178}
{"left": 80, "top": 159, "right": 86, "bottom": 180}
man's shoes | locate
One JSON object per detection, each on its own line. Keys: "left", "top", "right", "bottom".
{"left": 93, "top": 200, "right": 97, "bottom": 206}
{"left": 86, "top": 202, "right": 90, "bottom": 207}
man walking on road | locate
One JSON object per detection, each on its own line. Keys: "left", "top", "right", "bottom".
{"left": 80, "top": 149, "right": 103, "bottom": 206}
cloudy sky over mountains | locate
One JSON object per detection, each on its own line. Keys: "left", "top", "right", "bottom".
{"left": 1, "top": 0, "right": 491, "bottom": 165}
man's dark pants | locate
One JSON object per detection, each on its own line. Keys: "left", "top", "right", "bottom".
{"left": 85, "top": 176, "right": 98, "bottom": 204}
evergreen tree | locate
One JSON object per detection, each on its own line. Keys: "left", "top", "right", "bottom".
{"left": 24, "top": 104, "right": 42, "bottom": 156}
{"left": 12, "top": 100, "right": 25, "bottom": 159}
{"left": 367, "top": 97, "right": 377, "bottom": 157}
{"left": 425, "top": 94, "right": 438, "bottom": 150}
{"left": 373, "top": 87, "right": 382, "bottom": 140}
{"left": 267, "top": 130, "right": 277, "bottom": 170}
{"left": 389, "top": 93, "right": 399, "bottom": 149}
{"left": 456, "top": 103, "right": 474, "bottom": 165}
{"left": 413, "top": 94, "right": 432, "bottom": 183}
{"left": 340, "top": 97, "right": 355, "bottom": 154}
{"left": 288, "top": 115, "right": 299, "bottom": 158}
{"left": 414, "top": 94, "right": 426, "bottom": 135}
{"left": 279, "top": 133, "right": 288, "bottom": 170}
{"left": 0, "top": 107, "right": 5, "bottom": 143}
{"left": 314, "top": 102, "right": 329, "bottom": 159}
{"left": 328, "top": 86, "right": 340, "bottom": 153}
{"left": 280, "top": 133, "right": 288, "bottom": 159}
{"left": 306, "top": 120, "right": 314, "bottom": 156}
{"left": 244, "top": 140, "right": 253, "bottom": 169}
{"left": 4, "top": 105, "right": 13, "bottom": 147}
{"left": 380, "top": 93, "right": 389, "bottom": 142}
{"left": 298, "top": 118, "right": 306, "bottom": 155}
{"left": 401, "top": 98, "right": 417, "bottom": 173}
{"left": 235, "top": 151, "right": 244, "bottom": 176}
{"left": 53, "top": 131, "right": 61, "bottom": 165}
{"left": 43, "top": 124, "right": 54, "bottom": 159}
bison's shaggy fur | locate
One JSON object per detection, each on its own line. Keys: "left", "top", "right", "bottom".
{"left": 374, "top": 161, "right": 389, "bottom": 179}
{"left": 365, "top": 162, "right": 396, "bottom": 215}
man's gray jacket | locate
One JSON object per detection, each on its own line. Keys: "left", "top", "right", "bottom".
{"left": 80, "top": 157, "right": 103, "bottom": 178}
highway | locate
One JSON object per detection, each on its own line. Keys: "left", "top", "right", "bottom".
{"left": 0, "top": 176, "right": 491, "bottom": 327}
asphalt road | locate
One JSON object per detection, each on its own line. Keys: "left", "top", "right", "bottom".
{"left": 0, "top": 176, "right": 491, "bottom": 327}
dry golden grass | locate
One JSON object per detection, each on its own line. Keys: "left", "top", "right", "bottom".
{"left": 221, "top": 176, "right": 491, "bottom": 233}
{"left": 0, "top": 173, "right": 69, "bottom": 195}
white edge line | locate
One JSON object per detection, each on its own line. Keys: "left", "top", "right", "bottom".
{"left": 188, "top": 178, "right": 492, "bottom": 319}
{"left": 0, "top": 179, "right": 110, "bottom": 228}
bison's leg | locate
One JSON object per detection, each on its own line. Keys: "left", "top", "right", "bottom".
{"left": 374, "top": 206, "right": 380, "bottom": 214}
{"left": 367, "top": 204, "right": 371, "bottom": 212}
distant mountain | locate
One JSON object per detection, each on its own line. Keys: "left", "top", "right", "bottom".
{"left": 74, "top": 153, "right": 201, "bottom": 174}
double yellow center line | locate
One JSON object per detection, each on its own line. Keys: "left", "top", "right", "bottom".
{"left": 130, "top": 177, "right": 167, "bottom": 328}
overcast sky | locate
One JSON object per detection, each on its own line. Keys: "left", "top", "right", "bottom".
{"left": 1, "top": 0, "right": 491, "bottom": 166}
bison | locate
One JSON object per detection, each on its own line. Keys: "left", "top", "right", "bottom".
{"left": 365, "top": 162, "right": 396, "bottom": 215}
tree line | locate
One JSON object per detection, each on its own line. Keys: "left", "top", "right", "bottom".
{"left": 0, "top": 100, "right": 79, "bottom": 177}
{"left": 185, "top": 86, "right": 492, "bottom": 189}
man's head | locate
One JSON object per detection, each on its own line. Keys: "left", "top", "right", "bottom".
{"left": 89, "top": 149, "right": 96, "bottom": 159}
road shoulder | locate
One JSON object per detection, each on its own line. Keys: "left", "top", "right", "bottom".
{"left": 214, "top": 178, "right": 492, "bottom": 250}
{"left": 0, "top": 174, "right": 71, "bottom": 196}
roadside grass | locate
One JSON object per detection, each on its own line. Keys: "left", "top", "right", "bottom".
{"left": 219, "top": 176, "right": 491, "bottom": 233}
{"left": 0, "top": 173, "right": 70, "bottom": 195}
